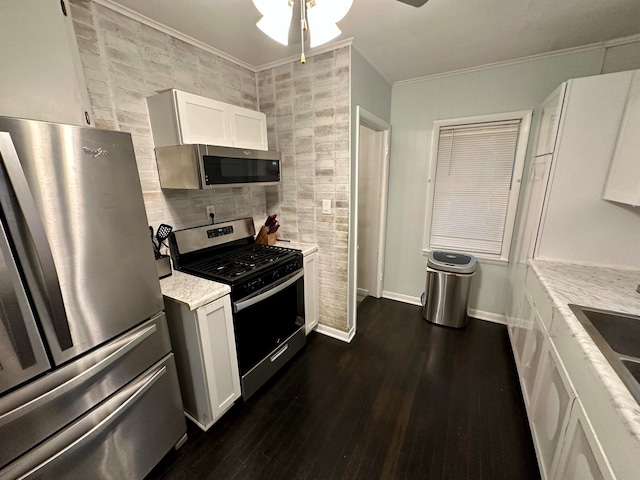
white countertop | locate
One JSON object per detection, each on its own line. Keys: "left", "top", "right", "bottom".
{"left": 160, "top": 270, "right": 230, "bottom": 311}
{"left": 529, "top": 259, "right": 640, "bottom": 441}
{"left": 276, "top": 240, "right": 318, "bottom": 256}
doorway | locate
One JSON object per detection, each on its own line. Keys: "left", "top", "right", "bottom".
{"left": 353, "top": 107, "right": 390, "bottom": 314}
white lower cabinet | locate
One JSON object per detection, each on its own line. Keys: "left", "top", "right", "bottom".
{"left": 303, "top": 251, "right": 318, "bottom": 334}
{"left": 510, "top": 269, "right": 620, "bottom": 480}
{"left": 511, "top": 291, "right": 534, "bottom": 370}
{"left": 553, "top": 400, "right": 615, "bottom": 480}
{"left": 521, "top": 306, "right": 546, "bottom": 406}
{"left": 530, "top": 340, "right": 575, "bottom": 480}
{"left": 164, "top": 295, "right": 241, "bottom": 431}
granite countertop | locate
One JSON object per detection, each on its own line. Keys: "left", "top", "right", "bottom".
{"left": 276, "top": 240, "right": 318, "bottom": 256}
{"left": 529, "top": 259, "right": 640, "bottom": 441}
{"left": 160, "top": 270, "right": 230, "bottom": 311}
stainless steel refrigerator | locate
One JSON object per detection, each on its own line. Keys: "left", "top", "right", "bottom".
{"left": 0, "top": 117, "right": 186, "bottom": 479}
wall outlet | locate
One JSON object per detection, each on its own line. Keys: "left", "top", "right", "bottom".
{"left": 322, "top": 199, "right": 331, "bottom": 214}
{"left": 206, "top": 205, "right": 215, "bottom": 221}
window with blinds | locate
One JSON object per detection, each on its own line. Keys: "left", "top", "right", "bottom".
{"left": 425, "top": 112, "right": 531, "bottom": 261}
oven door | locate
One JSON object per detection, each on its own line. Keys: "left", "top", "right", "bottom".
{"left": 233, "top": 270, "right": 305, "bottom": 398}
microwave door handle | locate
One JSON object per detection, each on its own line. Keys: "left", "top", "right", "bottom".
{"left": 234, "top": 270, "right": 303, "bottom": 313}
{"left": 0, "top": 133, "right": 72, "bottom": 350}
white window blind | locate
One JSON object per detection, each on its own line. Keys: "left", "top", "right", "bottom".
{"left": 429, "top": 119, "right": 521, "bottom": 256}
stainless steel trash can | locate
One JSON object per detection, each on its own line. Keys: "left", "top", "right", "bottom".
{"left": 422, "top": 251, "right": 477, "bottom": 328}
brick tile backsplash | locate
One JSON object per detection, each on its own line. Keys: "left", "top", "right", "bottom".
{"left": 70, "top": 0, "right": 351, "bottom": 332}
{"left": 259, "top": 47, "right": 351, "bottom": 331}
{"left": 69, "top": 0, "right": 269, "bottom": 235}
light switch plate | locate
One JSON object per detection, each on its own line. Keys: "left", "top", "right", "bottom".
{"left": 322, "top": 199, "right": 331, "bottom": 214}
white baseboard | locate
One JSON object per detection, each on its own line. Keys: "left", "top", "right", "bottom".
{"left": 314, "top": 324, "right": 356, "bottom": 343}
{"left": 357, "top": 288, "right": 369, "bottom": 297}
{"left": 468, "top": 308, "right": 507, "bottom": 325}
{"left": 379, "top": 292, "right": 506, "bottom": 326}
{"left": 382, "top": 291, "right": 422, "bottom": 306}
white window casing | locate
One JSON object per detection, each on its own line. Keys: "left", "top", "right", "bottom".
{"left": 423, "top": 110, "right": 532, "bottom": 263}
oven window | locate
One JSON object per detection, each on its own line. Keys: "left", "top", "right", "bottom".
{"left": 233, "top": 276, "right": 304, "bottom": 374}
{"left": 203, "top": 156, "right": 280, "bottom": 185}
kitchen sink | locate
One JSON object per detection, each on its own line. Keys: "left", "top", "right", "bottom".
{"left": 569, "top": 304, "right": 640, "bottom": 404}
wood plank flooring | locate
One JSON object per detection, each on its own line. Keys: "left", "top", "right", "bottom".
{"left": 147, "top": 297, "right": 540, "bottom": 480}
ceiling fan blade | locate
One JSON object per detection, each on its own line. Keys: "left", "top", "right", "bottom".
{"left": 396, "top": 0, "right": 429, "bottom": 6}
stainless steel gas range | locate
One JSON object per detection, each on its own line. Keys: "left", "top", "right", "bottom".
{"left": 169, "top": 218, "right": 305, "bottom": 399}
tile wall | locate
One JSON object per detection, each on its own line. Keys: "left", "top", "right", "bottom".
{"left": 258, "top": 48, "right": 351, "bottom": 331}
{"left": 69, "top": 0, "right": 268, "bottom": 232}
{"left": 70, "top": 0, "right": 352, "bottom": 332}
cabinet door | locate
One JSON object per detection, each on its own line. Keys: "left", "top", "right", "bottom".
{"left": 196, "top": 295, "right": 241, "bottom": 420}
{"left": 536, "top": 83, "right": 566, "bottom": 156}
{"left": 229, "top": 105, "right": 268, "bottom": 151}
{"left": 530, "top": 342, "right": 575, "bottom": 480}
{"left": 0, "top": 0, "right": 91, "bottom": 126}
{"left": 553, "top": 399, "right": 615, "bottom": 480}
{"left": 520, "top": 305, "right": 546, "bottom": 406}
{"left": 511, "top": 290, "right": 533, "bottom": 370}
{"left": 303, "top": 252, "right": 318, "bottom": 334}
{"left": 175, "top": 90, "right": 233, "bottom": 147}
{"left": 603, "top": 70, "right": 640, "bottom": 206}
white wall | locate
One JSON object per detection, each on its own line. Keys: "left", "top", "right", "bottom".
{"left": 349, "top": 47, "right": 392, "bottom": 329}
{"left": 385, "top": 49, "right": 606, "bottom": 317}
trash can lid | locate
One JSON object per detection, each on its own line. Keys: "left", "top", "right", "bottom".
{"left": 427, "top": 250, "right": 477, "bottom": 274}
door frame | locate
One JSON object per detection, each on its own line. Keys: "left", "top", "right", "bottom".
{"left": 349, "top": 106, "right": 391, "bottom": 328}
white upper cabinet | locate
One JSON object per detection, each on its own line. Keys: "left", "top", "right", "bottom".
{"left": 0, "top": 0, "right": 92, "bottom": 126}
{"left": 147, "top": 89, "right": 268, "bottom": 151}
{"left": 603, "top": 70, "right": 640, "bottom": 207}
{"left": 175, "top": 90, "right": 233, "bottom": 147}
{"left": 229, "top": 105, "right": 269, "bottom": 151}
{"left": 535, "top": 83, "right": 566, "bottom": 156}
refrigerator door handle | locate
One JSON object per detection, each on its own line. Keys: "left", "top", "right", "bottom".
{"left": 14, "top": 365, "right": 167, "bottom": 480}
{"left": 0, "top": 132, "right": 72, "bottom": 351}
{"left": 0, "top": 323, "right": 157, "bottom": 428}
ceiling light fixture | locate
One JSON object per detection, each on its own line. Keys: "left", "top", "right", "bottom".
{"left": 252, "top": 0, "right": 353, "bottom": 64}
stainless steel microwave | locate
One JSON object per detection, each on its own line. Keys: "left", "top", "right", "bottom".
{"left": 155, "top": 144, "right": 280, "bottom": 189}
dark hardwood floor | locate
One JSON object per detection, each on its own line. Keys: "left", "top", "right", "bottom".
{"left": 147, "top": 297, "right": 540, "bottom": 480}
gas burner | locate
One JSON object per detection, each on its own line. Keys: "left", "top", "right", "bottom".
{"left": 180, "top": 243, "right": 300, "bottom": 284}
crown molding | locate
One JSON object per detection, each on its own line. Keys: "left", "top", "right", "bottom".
{"left": 394, "top": 33, "right": 640, "bottom": 86}
{"left": 393, "top": 43, "right": 609, "bottom": 86}
{"left": 253, "top": 38, "right": 354, "bottom": 72}
{"left": 603, "top": 33, "right": 640, "bottom": 48}
{"left": 91, "top": 0, "right": 257, "bottom": 72}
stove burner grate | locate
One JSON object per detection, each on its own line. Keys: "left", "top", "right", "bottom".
{"left": 183, "top": 244, "right": 296, "bottom": 282}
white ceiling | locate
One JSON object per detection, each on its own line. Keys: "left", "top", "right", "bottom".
{"left": 106, "top": 0, "right": 640, "bottom": 83}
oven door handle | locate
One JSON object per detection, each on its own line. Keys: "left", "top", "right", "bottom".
{"left": 234, "top": 270, "right": 303, "bottom": 313}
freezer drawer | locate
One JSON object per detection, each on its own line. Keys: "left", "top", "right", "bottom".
{"left": 0, "top": 353, "right": 186, "bottom": 480}
{"left": 0, "top": 313, "right": 172, "bottom": 469}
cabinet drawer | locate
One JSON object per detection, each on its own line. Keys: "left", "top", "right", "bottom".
{"left": 526, "top": 268, "right": 553, "bottom": 330}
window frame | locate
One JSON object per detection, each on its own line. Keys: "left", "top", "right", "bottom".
{"left": 422, "top": 110, "right": 533, "bottom": 264}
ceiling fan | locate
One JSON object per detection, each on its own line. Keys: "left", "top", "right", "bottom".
{"left": 397, "top": 0, "right": 429, "bottom": 6}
